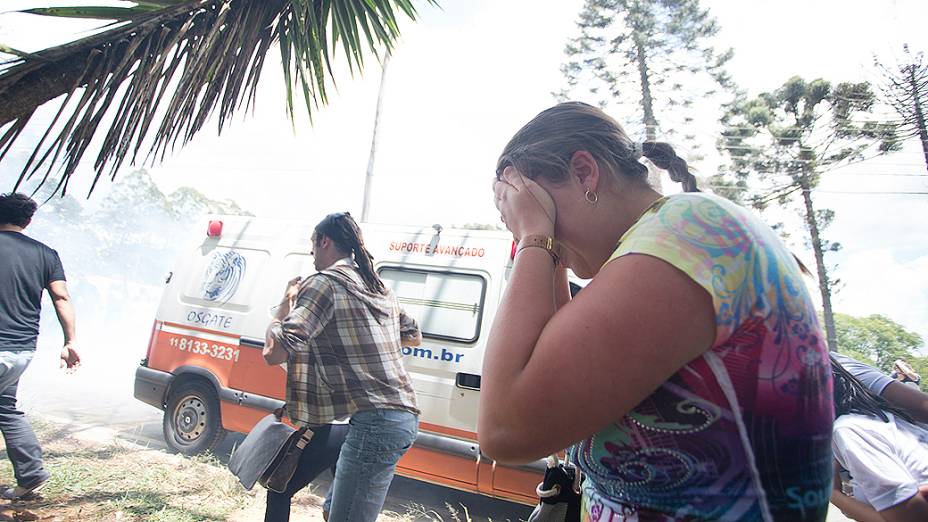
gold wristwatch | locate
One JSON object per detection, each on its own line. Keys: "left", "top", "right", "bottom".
{"left": 517, "top": 235, "right": 560, "bottom": 264}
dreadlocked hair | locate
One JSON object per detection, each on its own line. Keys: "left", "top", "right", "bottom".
{"left": 831, "top": 355, "right": 915, "bottom": 424}
{"left": 314, "top": 212, "right": 387, "bottom": 295}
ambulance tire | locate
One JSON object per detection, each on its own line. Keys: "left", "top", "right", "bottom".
{"left": 163, "top": 380, "right": 225, "bottom": 456}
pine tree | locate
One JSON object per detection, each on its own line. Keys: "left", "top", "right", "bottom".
{"left": 558, "top": 0, "right": 733, "bottom": 155}
{"left": 875, "top": 45, "right": 928, "bottom": 173}
{"left": 716, "top": 76, "right": 900, "bottom": 352}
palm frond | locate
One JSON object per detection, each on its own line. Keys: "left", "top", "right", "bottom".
{"left": 20, "top": 6, "right": 164, "bottom": 21}
{"left": 0, "top": 0, "right": 434, "bottom": 197}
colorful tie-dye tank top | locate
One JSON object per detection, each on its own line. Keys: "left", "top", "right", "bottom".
{"left": 573, "top": 193, "right": 833, "bottom": 521}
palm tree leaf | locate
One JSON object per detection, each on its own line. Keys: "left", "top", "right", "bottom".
{"left": 0, "top": 43, "right": 44, "bottom": 62}
{"left": 20, "top": 6, "right": 161, "bottom": 21}
{"left": 0, "top": 0, "right": 435, "bottom": 198}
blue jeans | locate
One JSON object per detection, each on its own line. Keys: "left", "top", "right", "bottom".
{"left": 325, "top": 408, "right": 418, "bottom": 522}
{"left": 0, "top": 351, "right": 49, "bottom": 488}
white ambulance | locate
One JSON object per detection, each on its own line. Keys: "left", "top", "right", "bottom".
{"left": 133, "top": 215, "right": 546, "bottom": 504}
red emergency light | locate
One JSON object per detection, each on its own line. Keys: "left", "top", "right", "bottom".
{"left": 207, "top": 220, "right": 223, "bottom": 237}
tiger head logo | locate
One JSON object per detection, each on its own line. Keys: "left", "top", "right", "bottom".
{"left": 201, "top": 250, "right": 246, "bottom": 303}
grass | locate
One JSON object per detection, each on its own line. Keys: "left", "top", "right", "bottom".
{"left": 0, "top": 418, "right": 261, "bottom": 521}
{"left": 404, "top": 502, "right": 478, "bottom": 522}
{"left": 0, "top": 417, "right": 487, "bottom": 522}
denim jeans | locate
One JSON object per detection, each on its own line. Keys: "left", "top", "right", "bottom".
{"left": 264, "top": 423, "right": 349, "bottom": 522}
{"left": 326, "top": 408, "right": 418, "bottom": 522}
{"left": 0, "top": 351, "right": 49, "bottom": 488}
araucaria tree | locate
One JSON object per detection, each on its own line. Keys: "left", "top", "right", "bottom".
{"left": 717, "top": 76, "right": 899, "bottom": 352}
{"left": 875, "top": 45, "right": 928, "bottom": 173}
{"left": 559, "top": 0, "right": 733, "bottom": 147}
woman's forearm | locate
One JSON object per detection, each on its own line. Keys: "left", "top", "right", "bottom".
{"left": 881, "top": 491, "right": 928, "bottom": 522}
{"left": 554, "top": 265, "right": 571, "bottom": 309}
{"left": 831, "top": 489, "right": 886, "bottom": 522}
{"left": 479, "top": 247, "right": 557, "bottom": 442}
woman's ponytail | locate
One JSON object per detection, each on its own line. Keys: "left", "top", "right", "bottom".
{"left": 641, "top": 141, "right": 699, "bottom": 193}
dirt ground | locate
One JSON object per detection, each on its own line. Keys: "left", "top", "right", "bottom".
{"left": 0, "top": 417, "right": 415, "bottom": 522}
{"left": 0, "top": 415, "right": 854, "bottom": 522}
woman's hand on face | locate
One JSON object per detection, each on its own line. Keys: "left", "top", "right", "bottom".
{"left": 493, "top": 166, "right": 556, "bottom": 240}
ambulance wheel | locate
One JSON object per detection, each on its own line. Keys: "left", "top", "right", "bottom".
{"left": 163, "top": 380, "right": 225, "bottom": 456}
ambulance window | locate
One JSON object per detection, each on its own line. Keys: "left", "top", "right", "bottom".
{"left": 180, "top": 247, "right": 269, "bottom": 312}
{"left": 379, "top": 267, "right": 485, "bottom": 343}
{"left": 280, "top": 253, "right": 315, "bottom": 289}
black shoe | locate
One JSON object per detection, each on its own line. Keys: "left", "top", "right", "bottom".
{"left": 1, "top": 475, "right": 49, "bottom": 501}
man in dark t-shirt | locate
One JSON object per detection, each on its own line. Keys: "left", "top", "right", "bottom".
{"left": 0, "top": 193, "right": 80, "bottom": 500}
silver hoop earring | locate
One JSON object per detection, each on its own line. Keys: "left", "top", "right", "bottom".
{"left": 585, "top": 189, "right": 598, "bottom": 205}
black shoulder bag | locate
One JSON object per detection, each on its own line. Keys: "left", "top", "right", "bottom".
{"left": 228, "top": 408, "right": 314, "bottom": 493}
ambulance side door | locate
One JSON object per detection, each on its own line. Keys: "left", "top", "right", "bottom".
{"left": 379, "top": 265, "right": 487, "bottom": 489}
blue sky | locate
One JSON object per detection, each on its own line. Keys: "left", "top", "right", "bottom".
{"left": 1, "top": 0, "right": 927, "bottom": 348}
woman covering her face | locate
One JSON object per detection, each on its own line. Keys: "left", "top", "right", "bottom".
{"left": 480, "top": 102, "right": 834, "bottom": 521}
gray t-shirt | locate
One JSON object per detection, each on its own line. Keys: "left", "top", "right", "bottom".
{"left": 832, "top": 353, "right": 894, "bottom": 396}
{"left": 0, "top": 231, "right": 65, "bottom": 350}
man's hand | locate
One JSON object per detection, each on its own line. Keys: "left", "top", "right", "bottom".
{"left": 60, "top": 342, "right": 80, "bottom": 370}
{"left": 284, "top": 276, "right": 303, "bottom": 304}
{"left": 272, "top": 276, "right": 303, "bottom": 320}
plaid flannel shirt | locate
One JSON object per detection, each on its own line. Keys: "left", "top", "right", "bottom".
{"left": 268, "top": 262, "right": 419, "bottom": 427}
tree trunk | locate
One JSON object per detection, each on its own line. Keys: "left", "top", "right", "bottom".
{"left": 361, "top": 52, "right": 390, "bottom": 223}
{"left": 634, "top": 36, "right": 661, "bottom": 190}
{"left": 799, "top": 177, "right": 838, "bottom": 351}
{"left": 634, "top": 37, "right": 658, "bottom": 142}
{"left": 907, "top": 65, "right": 928, "bottom": 174}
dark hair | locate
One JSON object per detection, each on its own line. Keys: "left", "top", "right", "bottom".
{"left": 314, "top": 212, "right": 386, "bottom": 295}
{"left": 831, "top": 355, "right": 914, "bottom": 424}
{"left": 0, "top": 192, "right": 38, "bottom": 227}
{"left": 496, "top": 102, "right": 699, "bottom": 193}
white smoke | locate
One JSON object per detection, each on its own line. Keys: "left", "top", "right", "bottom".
{"left": 12, "top": 169, "right": 250, "bottom": 430}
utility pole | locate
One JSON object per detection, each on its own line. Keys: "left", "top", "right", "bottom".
{"left": 361, "top": 52, "right": 390, "bottom": 223}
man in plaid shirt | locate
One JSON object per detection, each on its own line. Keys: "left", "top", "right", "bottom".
{"left": 263, "top": 212, "right": 420, "bottom": 522}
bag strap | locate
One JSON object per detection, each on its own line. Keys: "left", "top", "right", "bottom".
{"left": 273, "top": 405, "right": 317, "bottom": 445}
{"left": 294, "top": 429, "right": 314, "bottom": 449}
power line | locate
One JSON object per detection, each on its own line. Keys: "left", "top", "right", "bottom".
{"left": 825, "top": 171, "right": 927, "bottom": 177}
{"left": 814, "top": 189, "right": 928, "bottom": 195}
{"left": 699, "top": 182, "right": 928, "bottom": 196}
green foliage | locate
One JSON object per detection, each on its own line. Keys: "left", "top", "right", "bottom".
{"left": 558, "top": 0, "right": 733, "bottom": 143}
{"left": 21, "top": 6, "right": 164, "bottom": 21}
{"left": 0, "top": 0, "right": 435, "bottom": 198}
{"left": 718, "top": 76, "right": 900, "bottom": 201}
{"left": 907, "top": 358, "right": 928, "bottom": 392}
{"left": 715, "top": 75, "right": 901, "bottom": 351}
{"left": 833, "top": 312, "right": 925, "bottom": 373}
{"left": 874, "top": 44, "right": 928, "bottom": 173}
